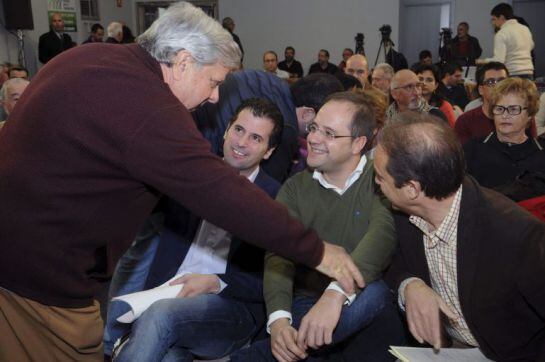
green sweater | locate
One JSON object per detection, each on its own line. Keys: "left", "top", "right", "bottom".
{"left": 264, "top": 159, "right": 397, "bottom": 315}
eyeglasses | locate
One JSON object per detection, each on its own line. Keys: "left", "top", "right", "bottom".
{"left": 482, "top": 77, "right": 506, "bottom": 87}
{"left": 393, "top": 82, "right": 423, "bottom": 92}
{"left": 491, "top": 105, "right": 528, "bottom": 115}
{"left": 306, "top": 122, "right": 355, "bottom": 141}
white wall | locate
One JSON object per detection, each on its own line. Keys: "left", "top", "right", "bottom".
{"left": 218, "top": 0, "right": 400, "bottom": 73}
{"left": 1, "top": 0, "right": 533, "bottom": 76}
{"left": 0, "top": 0, "right": 135, "bottom": 77}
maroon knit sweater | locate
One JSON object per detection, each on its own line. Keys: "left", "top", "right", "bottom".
{"left": 454, "top": 106, "right": 494, "bottom": 145}
{"left": 0, "top": 44, "right": 323, "bottom": 308}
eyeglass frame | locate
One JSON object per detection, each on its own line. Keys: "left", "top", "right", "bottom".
{"left": 491, "top": 104, "right": 528, "bottom": 116}
{"left": 482, "top": 77, "right": 507, "bottom": 87}
{"left": 306, "top": 122, "right": 356, "bottom": 140}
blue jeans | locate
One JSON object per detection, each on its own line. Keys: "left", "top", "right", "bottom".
{"left": 231, "top": 280, "right": 389, "bottom": 361}
{"left": 115, "top": 294, "right": 257, "bottom": 362}
{"left": 103, "top": 232, "right": 161, "bottom": 355}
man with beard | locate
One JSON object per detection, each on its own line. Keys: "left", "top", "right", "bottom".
{"left": 386, "top": 69, "right": 447, "bottom": 124}
{"left": 278, "top": 46, "right": 304, "bottom": 79}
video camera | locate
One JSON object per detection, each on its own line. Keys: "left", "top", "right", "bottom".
{"left": 355, "top": 33, "right": 365, "bottom": 54}
{"left": 440, "top": 27, "right": 452, "bottom": 45}
{"left": 379, "top": 24, "right": 392, "bottom": 44}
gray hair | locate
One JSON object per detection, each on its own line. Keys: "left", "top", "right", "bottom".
{"left": 137, "top": 2, "right": 241, "bottom": 69}
{"left": 1, "top": 78, "right": 30, "bottom": 101}
{"left": 107, "top": 21, "right": 123, "bottom": 38}
{"left": 373, "top": 63, "right": 394, "bottom": 79}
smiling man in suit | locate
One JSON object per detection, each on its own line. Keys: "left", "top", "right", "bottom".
{"left": 113, "top": 98, "right": 283, "bottom": 361}
{"left": 375, "top": 112, "right": 545, "bottom": 361}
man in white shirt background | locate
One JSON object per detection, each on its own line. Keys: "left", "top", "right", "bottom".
{"left": 476, "top": 3, "right": 534, "bottom": 79}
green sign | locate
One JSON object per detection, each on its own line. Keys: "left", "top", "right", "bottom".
{"left": 48, "top": 11, "right": 77, "bottom": 32}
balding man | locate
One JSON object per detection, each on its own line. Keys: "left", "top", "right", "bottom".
{"left": 386, "top": 69, "right": 447, "bottom": 123}
{"left": 38, "top": 12, "right": 74, "bottom": 64}
{"left": 377, "top": 113, "right": 545, "bottom": 361}
{"left": 344, "top": 54, "right": 370, "bottom": 88}
{"left": 106, "top": 22, "right": 124, "bottom": 44}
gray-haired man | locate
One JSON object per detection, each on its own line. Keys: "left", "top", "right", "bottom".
{"left": 0, "top": 2, "right": 362, "bottom": 359}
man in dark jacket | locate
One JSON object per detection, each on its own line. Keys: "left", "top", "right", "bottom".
{"left": 450, "top": 22, "right": 482, "bottom": 66}
{"left": 38, "top": 12, "right": 73, "bottom": 64}
{"left": 82, "top": 23, "right": 104, "bottom": 44}
{"left": 375, "top": 113, "right": 545, "bottom": 361}
{"left": 112, "top": 98, "right": 283, "bottom": 361}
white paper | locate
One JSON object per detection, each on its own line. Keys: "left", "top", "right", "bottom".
{"left": 389, "top": 346, "right": 493, "bottom": 362}
{"left": 112, "top": 276, "right": 184, "bottom": 323}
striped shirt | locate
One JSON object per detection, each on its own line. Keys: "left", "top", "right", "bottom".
{"left": 409, "top": 186, "right": 478, "bottom": 347}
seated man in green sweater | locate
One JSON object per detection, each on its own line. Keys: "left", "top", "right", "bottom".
{"left": 232, "top": 91, "right": 397, "bottom": 361}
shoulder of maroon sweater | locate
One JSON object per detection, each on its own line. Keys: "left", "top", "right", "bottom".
{"left": 457, "top": 106, "right": 486, "bottom": 124}
{"left": 32, "top": 43, "right": 191, "bottom": 144}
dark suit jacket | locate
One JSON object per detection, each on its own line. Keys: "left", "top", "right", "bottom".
{"left": 385, "top": 177, "right": 545, "bottom": 361}
{"left": 144, "top": 169, "right": 280, "bottom": 328}
{"left": 437, "top": 83, "right": 469, "bottom": 109}
{"left": 38, "top": 30, "right": 73, "bottom": 64}
{"left": 451, "top": 35, "right": 482, "bottom": 66}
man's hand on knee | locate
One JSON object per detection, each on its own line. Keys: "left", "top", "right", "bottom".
{"left": 270, "top": 318, "right": 307, "bottom": 362}
{"left": 169, "top": 274, "right": 221, "bottom": 297}
{"left": 296, "top": 289, "right": 344, "bottom": 349}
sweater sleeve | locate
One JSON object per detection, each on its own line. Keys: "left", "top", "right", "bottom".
{"left": 263, "top": 179, "right": 300, "bottom": 315}
{"left": 349, "top": 190, "right": 397, "bottom": 285}
{"left": 124, "top": 105, "right": 325, "bottom": 268}
{"left": 485, "top": 33, "right": 507, "bottom": 63}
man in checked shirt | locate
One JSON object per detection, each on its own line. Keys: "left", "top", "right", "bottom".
{"left": 374, "top": 112, "right": 545, "bottom": 361}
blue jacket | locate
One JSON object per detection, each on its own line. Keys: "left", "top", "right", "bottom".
{"left": 144, "top": 169, "right": 280, "bottom": 325}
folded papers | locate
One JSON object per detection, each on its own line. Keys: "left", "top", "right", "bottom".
{"left": 112, "top": 276, "right": 184, "bottom": 323}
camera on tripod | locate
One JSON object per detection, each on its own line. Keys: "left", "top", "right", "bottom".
{"left": 439, "top": 27, "right": 453, "bottom": 64}
{"left": 440, "top": 27, "right": 452, "bottom": 45}
{"left": 379, "top": 25, "right": 392, "bottom": 44}
{"left": 355, "top": 33, "right": 365, "bottom": 54}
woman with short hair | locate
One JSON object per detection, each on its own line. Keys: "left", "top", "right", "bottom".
{"left": 464, "top": 77, "right": 544, "bottom": 197}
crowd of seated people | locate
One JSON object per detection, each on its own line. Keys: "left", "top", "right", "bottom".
{"left": 101, "top": 58, "right": 544, "bottom": 362}
{"left": 97, "top": 11, "right": 545, "bottom": 359}
{"left": 1, "top": 3, "right": 544, "bottom": 361}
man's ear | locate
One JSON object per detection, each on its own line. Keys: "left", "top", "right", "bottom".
{"left": 301, "top": 107, "right": 316, "bottom": 123}
{"left": 352, "top": 136, "right": 368, "bottom": 155}
{"left": 263, "top": 146, "right": 276, "bottom": 160}
{"left": 477, "top": 85, "right": 484, "bottom": 97}
{"left": 296, "top": 106, "right": 316, "bottom": 135}
{"left": 171, "top": 50, "right": 193, "bottom": 80}
{"left": 403, "top": 180, "right": 422, "bottom": 200}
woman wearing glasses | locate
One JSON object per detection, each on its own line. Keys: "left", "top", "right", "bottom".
{"left": 464, "top": 77, "right": 544, "bottom": 196}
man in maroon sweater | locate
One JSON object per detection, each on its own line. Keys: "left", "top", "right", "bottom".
{"left": 455, "top": 62, "right": 508, "bottom": 144}
{"left": 0, "top": 3, "right": 362, "bottom": 360}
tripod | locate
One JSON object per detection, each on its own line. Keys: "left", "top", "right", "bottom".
{"left": 373, "top": 37, "right": 396, "bottom": 68}
{"left": 16, "top": 30, "right": 26, "bottom": 68}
